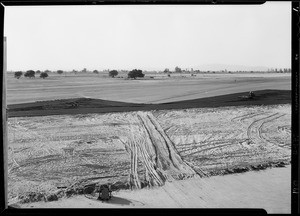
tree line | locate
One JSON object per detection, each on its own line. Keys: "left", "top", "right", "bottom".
{"left": 14, "top": 70, "right": 48, "bottom": 79}
{"left": 14, "top": 69, "right": 145, "bottom": 79}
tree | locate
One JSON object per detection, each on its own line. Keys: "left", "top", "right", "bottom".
{"left": 128, "top": 69, "right": 144, "bottom": 79}
{"left": 72, "top": 69, "right": 78, "bottom": 74}
{"left": 14, "top": 71, "right": 23, "bottom": 79}
{"left": 109, "top": 70, "right": 118, "bottom": 78}
{"left": 93, "top": 70, "right": 99, "bottom": 74}
{"left": 36, "top": 70, "right": 41, "bottom": 74}
{"left": 175, "top": 66, "right": 182, "bottom": 73}
{"left": 40, "top": 72, "right": 49, "bottom": 79}
{"left": 164, "top": 68, "right": 170, "bottom": 73}
{"left": 82, "top": 68, "right": 87, "bottom": 73}
{"left": 24, "top": 70, "right": 35, "bottom": 78}
{"left": 44, "top": 70, "right": 51, "bottom": 73}
{"left": 57, "top": 70, "right": 63, "bottom": 75}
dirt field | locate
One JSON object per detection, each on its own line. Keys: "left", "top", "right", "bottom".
{"left": 6, "top": 72, "right": 291, "bottom": 211}
{"left": 6, "top": 72, "right": 290, "bottom": 105}
{"left": 154, "top": 104, "right": 291, "bottom": 175}
{"left": 7, "top": 104, "right": 291, "bottom": 210}
{"left": 17, "top": 165, "right": 291, "bottom": 214}
{"left": 7, "top": 89, "right": 291, "bottom": 118}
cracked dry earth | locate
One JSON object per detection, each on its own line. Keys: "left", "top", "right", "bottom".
{"left": 7, "top": 104, "right": 291, "bottom": 205}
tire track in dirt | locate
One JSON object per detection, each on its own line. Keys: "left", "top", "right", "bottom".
{"left": 258, "top": 114, "right": 291, "bottom": 149}
{"left": 129, "top": 139, "right": 141, "bottom": 189}
{"left": 126, "top": 112, "right": 198, "bottom": 187}
{"left": 136, "top": 140, "right": 165, "bottom": 187}
{"left": 247, "top": 113, "right": 289, "bottom": 151}
{"left": 231, "top": 111, "right": 270, "bottom": 122}
{"left": 8, "top": 146, "right": 21, "bottom": 173}
{"left": 247, "top": 113, "right": 279, "bottom": 142}
{"left": 183, "top": 142, "right": 238, "bottom": 157}
{"left": 177, "top": 138, "right": 245, "bottom": 154}
{"left": 258, "top": 114, "right": 286, "bottom": 141}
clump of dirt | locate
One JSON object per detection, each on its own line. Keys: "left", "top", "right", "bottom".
{"left": 110, "top": 181, "right": 131, "bottom": 191}
{"left": 18, "top": 192, "right": 45, "bottom": 203}
{"left": 45, "top": 194, "right": 58, "bottom": 202}
{"left": 53, "top": 178, "right": 156, "bottom": 201}
{"left": 208, "top": 160, "right": 290, "bottom": 176}
{"left": 17, "top": 188, "right": 65, "bottom": 204}
{"left": 54, "top": 179, "right": 132, "bottom": 199}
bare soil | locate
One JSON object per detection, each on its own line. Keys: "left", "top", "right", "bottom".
{"left": 7, "top": 89, "right": 291, "bottom": 118}
{"left": 16, "top": 165, "right": 291, "bottom": 214}
{"left": 7, "top": 104, "right": 291, "bottom": 210}
{"left": 6, "top": 72, "right": 290, "bottom": 105}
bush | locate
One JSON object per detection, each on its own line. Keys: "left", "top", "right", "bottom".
{"left": 40, "top": 72, "right": 49, "bottom": 79}
{"left": 45, "top": 194, "right": 58, "bottom": 202}
{"left": 109, "top": 70, "right": 118, "bottom": 78}
{"left": 128, "top": 69, "right": 144, "bottom": 79}
{"left": 24, "top": 70, "right": 35, "bottom": 78}
{"left": 175, "top": 66, "right": 182, "bottom": 73}
{"left": 57, "top": 70, "right": 63, "bottom": 75}
{"left": 14, "top": 71, "right": 23, "bottom": 79}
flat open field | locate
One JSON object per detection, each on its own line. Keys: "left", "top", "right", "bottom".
{"left": 6, "top": 72, "right": 291, "bottom": 105}
{"left": 7, "top": 104, "right": 291, "bottom": 211}
{"left": 6, "top": 72, "right": 291, "bottom": 211}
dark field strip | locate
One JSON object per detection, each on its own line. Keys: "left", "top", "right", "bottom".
{"left": 7, "top": 89, "right": 291, "bottom": 118}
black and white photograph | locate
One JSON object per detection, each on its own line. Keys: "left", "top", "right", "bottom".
{"left": 3, "top": 1, "right": 293, "bottom": 213}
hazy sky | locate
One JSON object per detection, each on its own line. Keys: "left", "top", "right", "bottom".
{"left": 4, "top": 2, "right": 291, "bottom": 71}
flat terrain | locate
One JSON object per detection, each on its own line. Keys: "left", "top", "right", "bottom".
{"left": 18, "top": 165, "right": 291, "bottom": 214}
{"left": 7, "top": 104, "right": 291, "bottom": 212}
{"left": 6, "top": 72, "right": 291, "bottom": 212}
{"left": 6, "top": 72, "right": 291, "bottom": 105}
{"left": 7, "top": 89, "right": 291, "bottom": 117}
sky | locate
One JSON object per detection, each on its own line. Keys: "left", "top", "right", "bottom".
{"left": 4, "top": 2, "right": 291, "bottom": 71}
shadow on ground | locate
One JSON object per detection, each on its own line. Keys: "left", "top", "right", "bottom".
{"left": 108, "top": 196, "right": 133, "bottom": 206}
{"left": 8, "top": 89, "right": 291, "bottom": 117}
